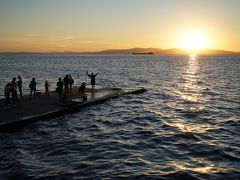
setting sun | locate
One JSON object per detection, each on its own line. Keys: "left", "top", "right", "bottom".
{"left": 180, "top": 31, "right": 208, "bottom": 51}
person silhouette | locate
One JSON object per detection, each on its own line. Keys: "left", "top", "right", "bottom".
{"left": 4, "top": 83, "right": 11, "bottom": 107}
{"left": 45, "top": 80, "right": 50, "bottom": 96}
{"left": 63, "top": 75, "right": 69, "bottom": 92}
{"left": 11, "top": 77, "right": 19, "bottom": 104}
{"left": 57, "top": 78, "right": 64, "bottom": 98}
{"left": 68, "top": 74, "right": 74, "bottom": 93}
{"left": 87, "top": 71, "right": 99, "bottom": 89}
{"left": 78, "top": 82, "right": 86, "bottom": 94}
{"left": 29, "top": 78, "right": 36, "bottom": 98}
{"left": 17, "top": 76, "right": 23, "bottom": 98}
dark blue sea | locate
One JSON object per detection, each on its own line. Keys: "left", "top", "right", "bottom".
{"left": 0, "top": 54, "right": 239, "bottom": 179}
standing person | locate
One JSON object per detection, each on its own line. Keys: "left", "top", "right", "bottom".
{"left": 29, "top": 78, "right": 36, "bottom": 98}
{"left": 17, "top": 76, "right": 23, "bottom": 98}
{"left": 4, "top": 83, "right": 11, "bottom": 107}
{"left": 11, "top": 77, "right": 19, "bottom": 104}
{"left": 57, "top": 78, "right": 64, "bottom": 98}
{"left": 87, "top": 71, "right": 99, "bottom": 89}
{"left": 44, "top": 80, "right": 50, "bottom": 96}
{"left": 63, "top": 75, "right": 69, "bottom": 92}
{"left": 68, "top": 74, "right": 74, "bottom": 93}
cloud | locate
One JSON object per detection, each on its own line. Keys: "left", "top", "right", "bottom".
{"left": 79, "top": 40, "right": 94, "bottom": 44}
{"left": 50, "top": 35, "right": 74, "bottom": 41}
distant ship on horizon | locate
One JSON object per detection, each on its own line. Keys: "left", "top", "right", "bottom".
{"left": 132, "top": 52, "right": 154, "bottom": 55}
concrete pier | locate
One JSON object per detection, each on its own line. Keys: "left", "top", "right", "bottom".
{"left": 0, "top": 86, "right": 146, "bottom": 130}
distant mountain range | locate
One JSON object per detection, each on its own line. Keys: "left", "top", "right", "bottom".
{"left": 95, "top": 48, "right": 240, "bottom": 55}
{"left": 1, "top": 48, "right": 239, "bottom": 55}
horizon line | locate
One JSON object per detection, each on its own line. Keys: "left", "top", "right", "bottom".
{"left": 0, "top": 47, "right": 239, "bottom": 55}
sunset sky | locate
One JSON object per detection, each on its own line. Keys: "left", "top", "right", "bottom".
{"left": 0, "top": 0, "right": 239, "bottom": 52}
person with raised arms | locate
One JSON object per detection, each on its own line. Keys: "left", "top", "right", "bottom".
{"left": 86, "top": 71, "right": 99, "bottom": 90}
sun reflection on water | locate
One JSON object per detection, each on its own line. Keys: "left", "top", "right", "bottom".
{"left": 187, "top": 54, "right": 198, "bottom": 74}
{"left": 190, "top": 54, "right": 197, "bottom": 61}
{"left": 178, "top": 54, "right": 206, "bottom": 105}
{"left": 169, "top": 159, "right": 226, "bottom": 174}
{"left": 163, "top": 119, "right": 217, "bottom": 134}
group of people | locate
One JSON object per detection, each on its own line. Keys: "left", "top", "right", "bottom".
{"left": 63, "top": 74, "right": 74, "bottom": 93}
{"left": 3, "top": 72, "right": 99, "bottom": 107}
{"left": 78, "top": 72, "right": 99, "bottom": 94}
{"left": 4, "top": 76, "right": 22, "bottom": 107}
{"left": 4, "top": 76, "right": 37, "bottom": 107}
{"left": 56, "top": 72, "right": 99, "bottom": 100}
{"left": 56, "top": 74, "right": 74, "bottom": 99}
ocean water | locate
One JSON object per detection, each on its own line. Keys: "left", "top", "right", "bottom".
{"left": 0, "top": 54, "right": 239, "bottom": 179}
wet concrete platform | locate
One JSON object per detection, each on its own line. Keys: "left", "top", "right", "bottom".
{"left": 0, "top": 86, "right": 146, "bottom": 130}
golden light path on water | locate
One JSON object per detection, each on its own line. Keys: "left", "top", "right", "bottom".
{"left": 146, "top": 54, "right": 219, "bottom": 134}
{"left": 142, "top": 54, "right": 227, "bottom": 175}
{"left": 180, "top": 54, "right": 201, "bottom": 103}
{"left": 168, "top": 55, "right": 226, "bottom": 174}
{"left": 171, "top": 55, "right": 219, "bottom": 132}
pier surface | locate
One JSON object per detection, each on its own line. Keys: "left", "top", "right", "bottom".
{"left": 0, "top": 86, "right": 145, "bottom": 130}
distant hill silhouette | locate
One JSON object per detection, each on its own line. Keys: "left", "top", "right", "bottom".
{"left": 0, "top": 48, "right": 239, "bottom": 55}
{"left": 96, "top": 48, "right": 239, "bottom": 55}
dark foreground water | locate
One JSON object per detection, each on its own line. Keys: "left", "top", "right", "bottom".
{"left": 0, "top": 54, "right": 239, "bottom": 179}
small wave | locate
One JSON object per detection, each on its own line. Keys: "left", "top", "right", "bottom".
{"left": 162, "top": 120, "right": 219, "bottom": 135}
{"left": 182, "top": 112, "right": 199, "bottom": 118}
{"left": 177, "top": 109, "right": 212, "bottom": 119}
{"left": 222, "top": 151, "right": 240, "bottom": 161}
{"left": 173, "top": 132, "right": 201, "bottom": 140}
{"left": 201, "top": 90, "right": 218, "bottom": 96}
{"left": 221, "top": 117, "right": 240, "bottom": 124}
{"left": 135, "top": 129, "right": 156, "bottom": 136}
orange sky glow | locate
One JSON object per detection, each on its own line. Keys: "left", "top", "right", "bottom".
{"left": 0, "top": 0, "right": 239, "bottom": 52}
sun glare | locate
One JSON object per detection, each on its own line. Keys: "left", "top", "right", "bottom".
{"left": 180, "top": 31, "right": 208, "bottom": 51}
